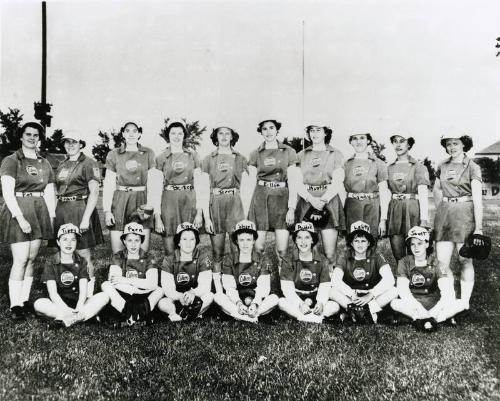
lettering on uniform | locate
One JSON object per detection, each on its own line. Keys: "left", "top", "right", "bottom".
{"left": 173, "top": 161, "right": 185, "bottom": 173}
{"left": 353, "top": 166, "right": 366, "bottom": 177}
{"left": 444, "top": 170, "right": 457, "bottom": 181}
{"left": 218, "top": 162, "right": 230, "bottom": 172}
{"left": 393, "top": 172, "right": 406, "bottom": 181}
{"left": 238, "top": 273, "right": 253, "bottom": 286}
{"left": 126, "top": 269, "right": 138, "bottom": 279}
{"left": 60, "top": 271, "right": 75, "bottom": 286}
{"left": 300, "top": 269, "right": 313, "bottom": 283}
{"left": 177, "top": 272, "right": 190, "bottom": 284}
{"left": 58, "top": 168, "right": 70, "bottom": 180}
{"left": 125, "top": 160, "right": 139, "bottom": 172}
{"left": 26, "top": 165, "right": 39, "bottom": 176}
{"left": 411, "top": 273, "right": 426, "bottom": 287}
{"left": 353, "top": 267, "right": 367, "bottom": 281}
{"left": 264, "top": 157, "right": 276, "bottom": 167}
{"left": 310, "top": 157, "right": 321, "bottom": 168}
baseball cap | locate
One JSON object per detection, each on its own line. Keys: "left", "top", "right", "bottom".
{"left": 406, "top": 226, "right": 430, "bottom": 243}
{"left": 57, "top": 223, "right": 81, "bottom": 239}
{"left": 231, "top": 220, "right": 258, "bottom": 244}
{"left": 120, "top": 222, "right": 146, "bottom": 242}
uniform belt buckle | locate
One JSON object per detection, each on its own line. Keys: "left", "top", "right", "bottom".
{"left": 24, "top": 192, "right": 33, "bottom": 197}
{"left": 122, "top": 186, "right": 132, "bottom": 192}
{"left": 394, "top": 194, "right": 405, "bottom": 200}
{"left": 449, "top": 197, "right": 458, "bottom": 203}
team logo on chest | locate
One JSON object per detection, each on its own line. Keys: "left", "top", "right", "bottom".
{"left": 264, "top": 157, "right": 276, "bottom": 167}
{"left": 300, "top": 269, "right": 313, "bottom": 283}
{"left": 26, "top": 165, "right": 39, "bottom": 176}
{"left": 444, "top": 170, "right": 457, "bottom": 181}
{"left": 177, "top": 272, "right": 190, "bottom": 284}
{"left": 393, "top": 172, "right": 406, "bottom": 181}
{"left": 238, "top": 273, "right": 253, "bottom": 286}
{"left": 411, "top": 273, "right": 426, "bottom": 287}
{"left": 353, "top": 166, "right": 367, "bottom": 177}
{"left": 125, "top": 160, "right": 139, "bottom": 172}
{"left": 310, "top": 157, "right": 322, "bottom": 168}
{"left": 353, "top": 267, "right": 367, "bottom": 281}
{"left": 173, "top": 161, "right": 186, "bottom": 173}
{"left": 218, "top": 162, "right": 230, "bottom": 172}
{"left": 60, "top": 271, "right": 75, "bottom": 286}
{"left": 57, "top": 168, "right": 70, "bottom": 181}
{"left": 126, "top": 269, "right": 138, "bottom": 279}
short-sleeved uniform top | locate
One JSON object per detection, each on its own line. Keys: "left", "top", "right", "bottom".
{"left": 387, "top": 156, "right": 429, "bottom": 194}
{"left": 222, "top": 251, "right": 270, "bottom": 292}
{"left": 105, "top": 144, "right": 156, "bottom": 186}
{"left": 436, "top": 156, "right": 482, "bottom": 198}
{"left": 336, "top": 249, "right": 386, "bottom": 290}
{"left": 202, "top": 149, "right": 248, "bottom": 189}
{"left": 0, "top": 149, "right": 54, "bottom": 192}
{"left": 396, "top": 255, "right": 445, "bottom": 299}
{"left": 280, "top": 251, "right": 330, "bottom": 292}
{"left": 248, "top": 141, "right": 297, "bottom": 182}
{"left": 297, "top": 145, "right": 344, "bottom": 186}
{"left": 42, "top": 254, "right": 89, "bottom": 302}
{"left": 55, "top": 153, "right": 101, "bottom": 196}
{"left": 343, "top": 154, "right": 388, "bottom": 193}
{"left": 161, "top": 248, "right": 212, "bottom": 292}
{"left": 156, "top": 148, "right": 201, "bottom": 186}
{"left": 111, "top": 249, "right": 157, "bottom": 279}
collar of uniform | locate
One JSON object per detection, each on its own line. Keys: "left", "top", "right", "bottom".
{"left": 173, "top": 247, "right": 200, "bottom": 262}
{"left": 346, "top": 153, "right": 377, "bottom": 162}
{"left": 64, "top": 152, "right": 86, "bottom": 162}
{"left": 291, "top": 248, "right": 324, "bottom": 263}
{"left": 444, "top": 154, "right": 470, "bottom": 166}
{"left": 54, "top": 252, "right": 81, "bottom": 265}
{"left": 210, "top": 147, "right": 238, "bottom": 157}
{"left": 233, "top": 250, "right": 261, "bottom": 266}
{"left": 121, "top": 248, "right": 148, "bottom": 260}
{"left": 15, "top": 148, "right": 42, "bottom": 160}
{"left": 163, "top": 146, "right": 191, "bottom": 159}
{"left": 257, "top": 140, "right": 288, "bottom": 152}
{"left": 389, "top": 154, "right": 418, "bottom": 166}
{"left": 303, "top": 144, "right": 336, "bottom": 153}
{"left": 118, "top": 143, "right": 146, "bottom": 154}
{"left": 408, "top": 254, "right": 437, "bottom": 271}
{"left": 347, "top": 247, "right": 375, "bottom": 261}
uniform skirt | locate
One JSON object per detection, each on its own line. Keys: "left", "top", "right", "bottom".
{"left": 415, "top": 294, "right": 439, "bottom": 310}
{"left": 0, "top": 197, "right": 53, "bottom": 244}
{"left": 111, "top": 190, "right": 152, "bottom": 231}
{"left": 210, "top": 193, "right": 245, "bottom": 234}
{"left": 387, "top": 198, "right": 420, "bottom": 236}
{"left": 434, "top": 201, "right": 475, "bottom": 243}
{"left": 296, "top": 194, "right": 346, "bottom": 231}
{"left": 54, "top": 200, "right": 104, "bottom": 249}
{"left": 344, "top": 197, "right": 380, "bottom": 239}
{"left": 161, "top": 190, "right": 197, "bottom": 236}
{"left": 248, "top": 186, "right": 288, "bottom": 231}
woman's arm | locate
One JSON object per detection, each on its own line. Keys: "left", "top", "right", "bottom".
{"left": 128, "top": 268, "right": 158, "bottom": 291}
{"left": 192, "top": 168, "right": 205, "bottom": 228}
{"left": 161, "top": 271, "right": 183, "bottom": 301}
{"left": 316, "top": 282, "right": 331, "bottom": 305}
{"left": 331, "top": 267, "right": 355, "bottom": 298}
{"left": 0, "top": 176, "right": 29, "bottom": 232}
{"left": 46, "top": 280, "right": 74, "bottom": 312}
{"left": 417, "top": 184, "right": 430, "bottom": 226}
{"left": 253, "top": 274, "right": 271, "bottom": 305}
{"left": 80, "top": 180, "right": 99, "bottom": 231}
{"left": 280, "top": 280, "right": 303, "bottom": 305}
{"left": 320, "top": 168, "right": 345, "bottom": 203}
{"left": 192, "top": 270, "right": 212, "bottom": 297}
{"left": 147, "top": 168, "right": 163, "bottom": 214}
{"left": 76, "top": 278, "right": 88, "bottom": 310}
{"left": 43, "top": 183, "right": 56, "bottom": 219}
{"left": 240, "top": 166, "right": 257, "bottom": 218}
{"left": 395, "top": 277, "right": 421, "bottom": 307}
{"left": 471, "top": 179, "right": 483, "bottom": 234}
{"left": 378, "top": 180, "right": 389, "bottom": 236}
{"left": 370, "top": 264, "right": 395, "bottom": 297}
{"left": 221, "top": 274, "right": 241, "bottom": 304}
{"left": 433, "top": 178, "right": 443, "bottom": 206}
{"left": 103, "top": 170, "right": 117, "bottom": 225}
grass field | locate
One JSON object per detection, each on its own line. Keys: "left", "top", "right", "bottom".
{"left": 0, "top": 199, "right": 499, "bottom": 401}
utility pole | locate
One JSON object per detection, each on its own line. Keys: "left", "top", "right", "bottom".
{"left": 34, "top": 1, "right": 52, "bottom": 130}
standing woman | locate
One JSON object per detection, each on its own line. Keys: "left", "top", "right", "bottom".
{"left": 343, "top": 133, "right": 389, "bottom": 241}
{"left": 103, "top": 122, "right": 156, "bottom": 253}
{"left": 246, "top": 119, "right": 297, "bottom": 259}
{"left": 433, "top": 135, "right": 483, "bottom": 310}
{"left": 0, "top": 122, "right": 56, "bottom": 319}
{"left": 202, "top": 124, "right": 248, "bottom": 292}
{"left": 54, "top": 134, "right": 103, "bottom": 295}
{"left": 387, "top": 135, "right": 430, "bottom": 261}
{"left": 295, "top": 123, "right": 345, "bottom": 265}
{"left": 154, "top": 122, "right": 204, "bottom": 256}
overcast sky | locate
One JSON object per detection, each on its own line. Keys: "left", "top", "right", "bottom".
{"left": 1, "top": 0, "right": 499, "bottom": 162}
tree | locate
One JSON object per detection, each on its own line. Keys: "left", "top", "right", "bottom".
{"left": 475, "top": 157, "right": 500, "bottom": 184}
{"left": 423, "top": 157, "right": 436, "bottom": 187}
{"left": 159, "top": 118, "right": 206, "bottom": 151}
{"left": 42, "top": 129, "right": 66, "bottom": 154}
{"left": 0, "top": 108, "right": 23, "bottom": 156}
{"left": 370, "top": 140, "right": 386, "bottom": 161}
{"left": 283, "top": 136, "right": 311, "bottom": 154}
{"left": 91, "top": 129, "right": 124, "bottom": 165}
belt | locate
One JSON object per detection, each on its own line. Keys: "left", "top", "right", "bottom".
{"left": 15, "top": 191, "right": 44, "bottom": 197}
{"left": 391, "top": 193, "right": 416, "bottom": 200}
{"left": 117, "top": 185, "right": 146, "bottom": 192}
{"left": 307, "top": 184, "right": 328, "bottom": 191}
{"left": 257, "top": 180, "right": 287, "bottom": 188}
{"left": 443, "top": 195, "right": 472, "bottom": 203}
{"left": 57, "top": 195, "right": 88, "bottom": 202}
{"left": 346, "top": 192, "right": 379, "bottom": 200}
{"left": 296, "top": 288, "right": 318, "bottom": 295}
{"left": 212, "top": 188, "right": 239, "bottom": 195}
{"left": 164, "top": 184, "right": 194, "bottom": 191}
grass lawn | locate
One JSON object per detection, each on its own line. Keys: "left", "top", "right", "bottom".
{"left": 0, "top": 199, "right": 499, "bottom": 401}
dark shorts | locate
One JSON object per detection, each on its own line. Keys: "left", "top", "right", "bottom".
{"left": 387, "top": 198, "right": 420, "bottom": 236}
{"left": 161, "top": 189, "right": 197, "bottom": 236}
{"left": 209, "top": 193, "right": 245, "bottom": 234}
{"left": 248, "top": 185, "right": 289, "bottom": 231}
{"left": 296, "top": 194, "right": 346, "bottom": 231}
{"left": 111, "top": 190, "right": 152, "bottom": 231}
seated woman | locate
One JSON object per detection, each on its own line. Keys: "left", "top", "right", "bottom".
{"left": 158, "top": 223, "right": 214, "bottom": 321}
{"left": 330, "top": 221, "right": 397, "bottom": 323}
{"left": 34, "top": 224, "right": 108, "bottom": 327}
{"left": 101, "top": 222, "right": 164, "bottom": 326}
{"left": 214, "top": 220, "right": 279, "bottom": 323}
{"left": 390, "top": 226, "right": 464, "bottom": 331}
{"left": 278, "top": 222, "right": 340, "bottom": 323}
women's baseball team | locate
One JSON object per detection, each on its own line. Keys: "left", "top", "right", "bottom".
{"left": 0, "top": 119, "right": 485, "bottom": 331}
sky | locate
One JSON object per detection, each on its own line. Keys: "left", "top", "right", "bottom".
{"left": 1, "top": 0, "right": 500, "bottom": 163}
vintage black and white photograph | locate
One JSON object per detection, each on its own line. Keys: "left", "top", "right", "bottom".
{"left": 0, "top": 0, "right": 499, "bottom": 400}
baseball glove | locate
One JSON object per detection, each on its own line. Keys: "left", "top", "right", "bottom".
{"left": 128, "top": 204, "right": 154, "bottom": 223}
{"left": 178, "top": 296, "right": 203, "bottom": 321}
{"left": 304, "top": 206, "right": 329, "bottom": 229}
{"left": 459, "top": 233, "right": 491, "bottom": 260}
{"left": 347, "top": 303, "right": 374, "bottom": 324}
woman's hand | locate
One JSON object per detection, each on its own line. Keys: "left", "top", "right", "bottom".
{"left": 286, "top": 208, "right": 295, "bottom": 226}
{"left": 110, "top": 276, "right": 129, "bottom": 286}
{"left": 299, "top": 302, "right": 311, "bottom": 315}
{"left": 237, "top": 301, "right": 248, "bottom": 315}
{"left": 182, "top": 291, "right": 195, "bottom": 306}
{"left": 378, "top": 219, "right": 387, "bottom": 237}
{"left": 352, "top": 292, "right": 374, "bottom": 306}
{"left": 105, "top": 211, "right": 115, "bottom": 227}
{"left": 154, "top": 213, "right": 165, "bottom": 234}
{"left": 16, "top": 215, "right": 32, "bottom": 234}
{"left": 312, "top": 301, "right": 324, "bottom": 316}
{"left": 473, "top": 228, "right": 484, "bottom": 237}
{"left": 205, "top": 217, "right": 215, "bottom": 235}
{"left": 247, "top": 303, "right": 258, "bottom": 318}
{"left": 193, "top": 210, "right": 203, "bottom": 229}
{"left": 79, "top": 217, "right": 90, "bottom": 233}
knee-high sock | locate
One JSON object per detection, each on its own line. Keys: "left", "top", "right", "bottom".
{"left": 9, "top": 280, "right": 24, "bottom": 307}
{"left": 21, "top": 276, "right": 34, "bottom": 303}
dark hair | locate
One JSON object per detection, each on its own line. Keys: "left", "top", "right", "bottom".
{"left": 346, "top": 232, "right": 375, "bottom": 250}
{"left": 406, "top": 236, "right": 434, "bottom": 257}
{"left": 174, "top": 228, "right": 200, "bottom": 248}
{"left": 19, "top": 122, "right": 44, "bottom": 141}
{"left": 210, "top": 127, "right": 240, "bottom": 147}
{"left": 257, "top": 120, "right": 282, "bottom": 133}
{"left": 162, "top": 122, "right": 188, "bottom": 144}
{"left": 291, "top": 229, "right": 319, "bottom": 247}
{"left": 120, "top": 121, "right": 143, "bottom": 134}
{"left": 349, "top": 133, "right": 373, "bottom": 145}
{"left": 440, "top": 135, "right": 473, "bottom": 153}
{"left": 305, "top": 126, "right": 333, "bottom": 144}
{"left": 390, "top": 135, "right": 415, "bottom": 150}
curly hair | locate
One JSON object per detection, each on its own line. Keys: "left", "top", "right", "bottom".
{"left": 120, "top": 121, "right": 143, "bottom": 134}
{"left": 349, "top": 133, "right": 373, "bottom": 145}
{"left": 19, "top": 122, "right": 45, "bottom": 141}
{"left": 162, "top": 121, "right": 188, "bottom": 144}
{"left": 210, "top": 127, "right": 240, "bottom": 147}
{"left": 305, "top": 126, "right": 333, "bottom": 144}
{"left": 390, "top": 135, "right": 415, "bottom": 150}
{"left": 257, "top": 120, "right": 282, "bottom": 133}
{"left": 440, "top": 135, "right": 473, "bottom": 153}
